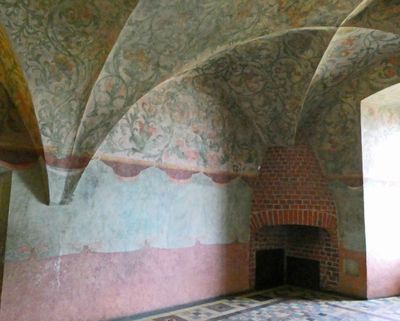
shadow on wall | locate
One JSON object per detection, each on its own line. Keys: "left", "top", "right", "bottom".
{"left": 0, "top": 85, "right": 49, "bottom": 205}
{"left": 0, "top": 171, "right": 11, "bottom": 308}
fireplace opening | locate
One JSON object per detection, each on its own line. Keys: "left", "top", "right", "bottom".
{"left": 287, "top": 256, "right": 320, "bottom": 290}
{"left": 251, "top": 225, "right": 338, "bottom": 291}
{"left": 255, "top": 249, "right": 285, "bottom": 290}
{"left": 255, "top": 249, "right": 320, "bottom": 290}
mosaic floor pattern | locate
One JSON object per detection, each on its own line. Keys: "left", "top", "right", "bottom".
{"left": 124, "top": 286, "right": 400, "bottom": 321}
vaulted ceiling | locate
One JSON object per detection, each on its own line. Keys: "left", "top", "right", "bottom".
{"left": 1, "top": 0, "right": 400, "bottom": 204}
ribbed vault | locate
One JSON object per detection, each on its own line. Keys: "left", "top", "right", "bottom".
{"left": 1, "top": 0, "right": 400, "bottom": 203}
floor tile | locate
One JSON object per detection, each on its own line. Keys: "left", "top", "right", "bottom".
{"left": 131, "top": 286, "right": 400, "bottom": 321}
{"left": 205, "top": 303, "right": 235, "bottom": 313}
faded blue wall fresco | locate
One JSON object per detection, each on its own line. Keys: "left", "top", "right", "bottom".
{"left": 6, "top": 161, "right": 251, "bottom": 261}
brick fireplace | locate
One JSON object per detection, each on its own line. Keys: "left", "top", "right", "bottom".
{"left": 249, "top": 143, "right": 339, "bottom": 291}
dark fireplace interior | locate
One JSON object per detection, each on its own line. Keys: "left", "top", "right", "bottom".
{"left": 255, "top": 249, "right": 320, "bottom": 290}
{"left": 251, "top": 225, "right": 338, "bottom": 291}
{"left": 255, "top": 249, "right": 285, "bottom": 289}
{"left": 287, "top": 256, "right": 320, "bottom": 289}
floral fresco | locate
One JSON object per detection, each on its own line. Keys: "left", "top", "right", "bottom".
{"left": 343, "top": 0, "right": 400, "bottom": 34}
{"left": 99, "top": 28, "right": 334, "bottom": 176}
{"left": 75, "top": 0, "right": 359, "bottom": 158}
{"left": 0, "top": 0, "right": 138, "bottom": 158}
{"left": 2, "top": 0, "right": 400, "bottom": 202}
{"left": 299, "top": 27, "right": 400, "bottom": 179}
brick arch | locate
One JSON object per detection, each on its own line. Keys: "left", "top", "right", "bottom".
{"left": 249, "top": 224, "right": 339, "bottom": 290}
{"left": 251, "top": 210, "right": 337, "bottom": 237}
{"left": 249, "top": 143, "right": 338, "bottom": 236}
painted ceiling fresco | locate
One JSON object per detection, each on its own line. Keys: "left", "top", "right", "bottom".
{"left": 0, "top": 0, "right": 138, "bottom": 157}
{"left": 98, "top": 28, "right": 335, "bottom": 176}
{"left": 1, "top": 0, "right": 400, "bottom": 203}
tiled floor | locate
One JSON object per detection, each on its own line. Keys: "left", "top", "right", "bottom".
{"left": 124, "top": 286, "right": 400, "bottom": 321}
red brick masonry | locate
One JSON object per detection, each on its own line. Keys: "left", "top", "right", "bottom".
{"left": 249, "top": 144, "right": 339, "bottom": 290}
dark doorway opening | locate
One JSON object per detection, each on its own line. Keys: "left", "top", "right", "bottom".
{"left": 287, "top": 256, "right": 320, "bottom": 290}
{"left": 255, "top": 249, "right": 285, "bottom": 290}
